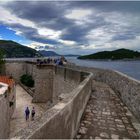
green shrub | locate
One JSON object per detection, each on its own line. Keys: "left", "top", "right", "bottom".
{"left": 0, "top": 52, "right": 5, "bottom": 65}
{"left": 20, "top": 74, "right": 34, "bottom": 87}
{"left": 0, "top": 51, "right": 5, "bottom": 74}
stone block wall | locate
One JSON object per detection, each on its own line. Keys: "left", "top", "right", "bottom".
{"left": 53, "top": 75, "right": 77, "bottom": 102}
{"left": 29, "top": 77, "right": 92, "bottom": 139}
{"left": 33, "top": 65, "right": 54, "bottom": 103}
{"left": 5, "top": 61, "right": 140, "bottom": 123}
{"left": 65, "top": 68, "right": 81, "bottom": 84}
{"left": 12, "top": 67, "right": 92, "bottom": 139}
{"left": 55, "top": 66, "right": 82, "bottom": 83}
{"left": 5, "top": 61, "right": 37, "bottom": 82}
{"left": 4, "top": 61, "right": 140, "bottom": 138}
{"left": 25, "top": 62, "right": 36, "bottom": 79}
{"left": 4, "top": 61, "right": 93, "bottom": 139}
{"left": 67, "top": 65, "right": 140, "bottom": 122}
{"left": 8, "top": 84, "right": 16, "bottom": 118}
{"left": 5, "top": 62, "right": 79, "bottom": 104}
{"left": 94, "top": 70, "right": 140, "bottom": 122}
{"left": 0, "top": 83, "right": 10, "bottom": 139}
{"left": 5, "top": 61, "right": 26, "bottom": 82}
{"left": 53, "top": 66, "right": 81, "bottom": 102}
{"left": 54, "top": 66, "right": 65, "bottom": 77}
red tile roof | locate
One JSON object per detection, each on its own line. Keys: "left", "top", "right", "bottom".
{"left": 0, "top": 76, "right": 15, "bottom": 88}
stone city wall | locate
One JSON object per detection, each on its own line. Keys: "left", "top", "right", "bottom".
{"left": 25, "top": 62, "right": 36, "bottom": 78}
{"left": 94, "top": 69, "right": 140, "bottom": 122}
{"left": 5, "top": 61, "right": 37, "bottom": 82}
{"left": 5, "top": 61, "right": 140, "bottom": 122}
{"left": 5, "top": 62, "right": 81, "bottom": 103}
{"left": 12, "top": 67, "right": 92, "bottom": 139}
{"left": 8, "top": 83, "right": 16, "bottom": 118}
{"left": 0, "top": 83, "right": 10, "bottom": 139}
{"left": 53, "top": 66, "right": 81, "bottom": 102}
{"left": 5, "top": 61, "right": 26, "bottom": 82}
{"left": 4, "top": 61, "right": 140, "bottom": 138}
{"left": 67, "top": 65, "right": 140, "bottom": 122}
{"left": 33, "top": 65, "right": 54, "bottom": 103}
{"left": 54, "top": 66, "right": 82, "bottom": 84}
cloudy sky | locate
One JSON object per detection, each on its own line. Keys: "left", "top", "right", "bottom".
{"left": 0, "top": 1, "right": 140, "bottom": 55}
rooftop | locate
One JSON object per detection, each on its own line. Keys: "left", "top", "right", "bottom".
{"left": 0, "top": 82, "right": 8, "bottom": 95}
{"left": 0, "top": 76, "right": 15, "bottom": 88}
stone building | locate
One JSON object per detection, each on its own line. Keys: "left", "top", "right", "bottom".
{"left": 0, "top": 76, "right": 16, "bottom": 138}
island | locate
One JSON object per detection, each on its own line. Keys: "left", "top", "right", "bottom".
{"left": 78, "top": 48, "right": 140, "bottom": 60}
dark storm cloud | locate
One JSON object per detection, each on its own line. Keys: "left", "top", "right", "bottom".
{"left": 112, "top": 34, "right": 136, "bottom": 41}
{"left": 60, "top": 16, "right": 110, "bottom": 43}
{"left": 4, "top": 1, "right": 72, "bottom": 30}
{"left": 4, "top": 1, "right": 63, "bottom": 20}
{"left": 0, "top": 2, "right": 87, "bottom": 45}
{"left": 1, "top": 1, "right": 140, "bottom": 53}
{"left": 3, "top": 1, "right": 111, "bottom": 44}
{"left": 111, "top": 27, "right": 140, "bottom": 41}
{"left": 3, "top": 1, "right": 88, "bottom": 43}
{"left": 4, "top": 1, "right": 140, "bottom": 44}
{"left": 8, "top": 23, "right": 60, "bottom": 45}
{"left": 67, "top": 1, "right": 140, "bottom": 14}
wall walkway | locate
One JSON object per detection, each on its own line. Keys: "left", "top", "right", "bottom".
{"left": 10, "top": 85, "right": 46, "bottom": 138}
{"left": 66, "top": 65, "right": 140, "bottom": 122}
{"left": 77, "top": 81, "right": 140, "bottom": 139}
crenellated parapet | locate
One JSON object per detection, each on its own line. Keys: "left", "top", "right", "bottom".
{"left": 4, "top": 60, "right": 92, "bottom": 139}
{"left": 3, "top": 60, "right": 140, "bottom": 139}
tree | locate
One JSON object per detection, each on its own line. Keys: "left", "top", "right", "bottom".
{"left": 20, "top": 74, "right": 34, "bottom": 87}
{"left": 0, "top": 51, "right": 5, "bottom": 74}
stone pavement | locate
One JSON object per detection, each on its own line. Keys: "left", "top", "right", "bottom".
{"left": 9, "top": 85, "right": 47, "bottom": 138}
{"left": 76, "top": 81, "right": 140, "bottom": 139}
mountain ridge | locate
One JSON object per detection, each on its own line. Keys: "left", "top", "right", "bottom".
{"left": 0, "top": 40, "right": 42, "bottom": 58}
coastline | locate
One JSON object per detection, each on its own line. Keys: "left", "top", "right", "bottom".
{"left": 77, "top": 58, "right": 140, "bottom": 61}
{"left": 66, "top": 64, "right": 140, "bottom": 82}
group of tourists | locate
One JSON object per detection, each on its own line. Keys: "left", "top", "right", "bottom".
{"left": 36, "top": 56, "right": 67, "bottom": 66}
{"left": 25, "top": 106, "right": 35, "bottom": 121}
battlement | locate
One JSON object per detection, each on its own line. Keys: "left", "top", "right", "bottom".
{"left": 1, "top": 60, "right": 140, "bottom": 139}
{"left": 1, "top": 61, "right": 92, "bottom": 139}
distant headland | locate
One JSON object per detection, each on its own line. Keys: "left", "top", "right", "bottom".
{"left": 78, "top": 48, "right": 140, "bottom": 60}
{"left": 0, "top": 40, "right": 42, "bottom": 58}
{"left": 0, "top": 40, "right": 79, "bottom": 58}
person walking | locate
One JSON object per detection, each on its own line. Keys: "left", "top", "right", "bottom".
{"left": 31, "top": 107, "right": 35, "bottom": 120}
{"left": 25, "top": 107, "right": 30, "bottom": 121}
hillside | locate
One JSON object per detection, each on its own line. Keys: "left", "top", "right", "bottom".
{"left": 39, "top": 50, "right": 60, "bottom": 56}
{"left": 78, "top": 48, "right": 140, "bottom": 60}
{"left": 0, "top": 40, "right": 42, "bottom": 58}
